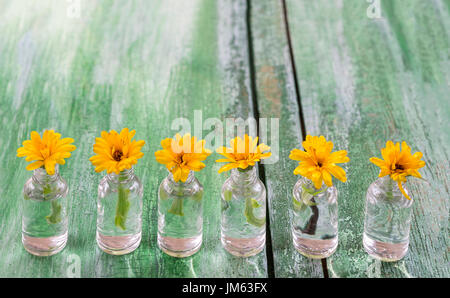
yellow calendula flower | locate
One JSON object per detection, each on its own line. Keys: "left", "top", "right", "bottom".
{"left": 155, "top": 133, "right": 211, "bottom": 182}
{"left": 17, "top": 130, "right": 76, "bottom": 175}
{"left": 369, "top": 140, "right": 425, "bottom": 200}
{"left": 289, "top": 135, "right": 349, "bottom": 189}
{"left": 89, "top": 128, "right": 145, "bottom": 174}
{"left": 216, "top": 134, "right": 271, "bottom": 173}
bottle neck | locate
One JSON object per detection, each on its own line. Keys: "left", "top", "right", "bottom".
{"left": 32, "top": 166, "right": 59, "bottom": 184}
{"left": 230, "top": 166, "right": 258, "bottom": 185}
{"left": 167, "top": 170, "right": 195, "bottom": 186}
{"left": 302, "top": 176, "right": 327, "bottom": 192}
{"left": 107, "top": 168, "right": 134, "bottom": 184}
{"left": 376, "top": 176, "right": 405, "bottom": 198}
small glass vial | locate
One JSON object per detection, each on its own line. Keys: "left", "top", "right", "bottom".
{"left": 221, "top": 167, "right": 266, "bottom": 257}
{"left": 291, "top": 177, "right": 338, "bottom": 258}
{"left": 363, "top": 176, "right": 413, "bottom": 261}
{"left": 22, "top": 166, "right": 68, "bottom": 256}
{"left": 158, "top": 171, "right": 204, "bottom": 257}
{"left": 96, "top": 168, "right": 143, "bottom": 255}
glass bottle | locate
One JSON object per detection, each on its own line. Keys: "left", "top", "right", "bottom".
{"left": 22, "top": 165, "right": 68, "bottom": 256}
{"left": 96, "top": 168, "right": 143, "bottom": 255}
{"left": 221, "top": 166, "right": 266, "bottom": 257}
{"left": 291, "top": 177, "right": 338, "bottom": 258}
{"left": 157, "top": 171, "right": 204, "bottom": 257}
{"left": 363, "top": 176, "right": 413, "bottom": 261}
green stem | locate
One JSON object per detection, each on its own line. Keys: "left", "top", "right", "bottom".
{"left": 168, "top": 198, "right": 184, "bottom": 216}
{"left": 168, "top": 188, "right": 189, "bottom": 216}
{"left": 386, "top": 178, "right": 394, "bottom": 236}
{"left": 43, "top": 182, "right": 62, "bottom": 224}
{"left": 300, "top": 184, "right": 323, "bottom": 235}
{"left": 115, "top": 174, "right": 130, "bottom": 230}
{"left": 300, "top": 198, "right": 319, "bottom": 235}
{"left": 46, "top": 199, "right": 62, "bottom": 224}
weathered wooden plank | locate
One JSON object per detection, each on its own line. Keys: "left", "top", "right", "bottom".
{"left": 286, "top": 0, "right": 449, "bottom": 277}
{"left": 0, "top": 0, "right": 267, "bottom": 277}
{"left": 249, "top": 0, "right": 323, "bottom": 277}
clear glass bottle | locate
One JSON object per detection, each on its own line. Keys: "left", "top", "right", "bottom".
{"left": 221, "top": 166, "right": 266, "bottom": 257}
{"left": 291, "top": 177, "right": 338, "bottom": 258}
{"left": 363, "top": 176, "right": 413, "bottom": 261}
{"left": 22, "top": 166, "right": 68, "bottom": 256}
{"left": 157, "top": 171, "right": 204, "bottom": 257}
{"left": 96, "top": 168, "right": 143, "bottom": 255}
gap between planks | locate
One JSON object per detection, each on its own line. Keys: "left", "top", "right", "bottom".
{"left": 281, "top": 0, "right": 329, "bottom": 278}
{"left": 246, "top": 0, "right": 275, "bottom": 278}
{"left": 247, "top": 0, "right": 330, "bottom": 279}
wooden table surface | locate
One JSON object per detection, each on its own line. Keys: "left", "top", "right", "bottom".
{"left": 0, "top": 0, "right": 448, "bottom": 278}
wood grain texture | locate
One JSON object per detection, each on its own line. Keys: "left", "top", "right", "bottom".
{"left": 249, "top": 0, "right": 323, "bottom": 277}
{"left": 286, "top": 0, "right": 449, "bottom": 277}
{"left": 0, "top": 0, "right": 267, "bottom": 277}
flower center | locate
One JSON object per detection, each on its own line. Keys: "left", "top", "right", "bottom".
{"left": 317, "top": 161, "right": 323, "bottom": 167}
{"left": 113, "top": 150, "right": 123, "bottom": 161}
{"left": 395, "top": 163, "right": 404, "bottom": 171}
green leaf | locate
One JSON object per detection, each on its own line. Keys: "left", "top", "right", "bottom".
{"left": 159, "top": 188, "right": 169, "bottom": 200}
{"left": 221, "top": 199, "right": 229, "bottom": 212}
{"left": 43, "top": 185, "right": 52, "bottom": 195}
{"left": 224, "top": 190, "right": 233, "bottom": 202}
{"left": 244, "top": 197, "right": 265, "bottom": 227}
{"left": 221, "top": 191, "right": 231, "bottom": 211}
{"left": 251, "top": 198, "right": 261, "bottom": 208}
{"left": 292, "top": 196, "right": 306, "bottom": 212}
{"left": 43, "top": 184, "right": 53, "bottom": 200}
{"left": 300, "top": 185, "right": 319, "bottom": 206}
{"left": 301, "top": 184, "right": 326, "bottom": 196}
{"left": 192, "top": 189, "right": 203, "bottom": 202}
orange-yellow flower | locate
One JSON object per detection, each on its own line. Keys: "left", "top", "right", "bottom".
{"left": 155, "top": 133, "right": 211, "bottom": 182}
{"left": 216, "top": 134, "right": 271, "bottom": 173}
{"left": 89, "top": 128, "right": 145, "bottom": 174}
{"left": 289, "top": 135, "right": 349, "bottom": 189}
{"left": 17, "top": 130, "right": 76, "bottom": 175}
{"left": 369, "top": 140, "right": 425, "bottom": 200}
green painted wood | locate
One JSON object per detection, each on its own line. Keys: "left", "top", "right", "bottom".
{"left": 0, "top": 0, "right": 268, "bottom": 277}
{"left": 249, "top": 0, "right": 323, "bottom": 277}
{"left": 286, "top": 0, "right": 449, "bottom": 277}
